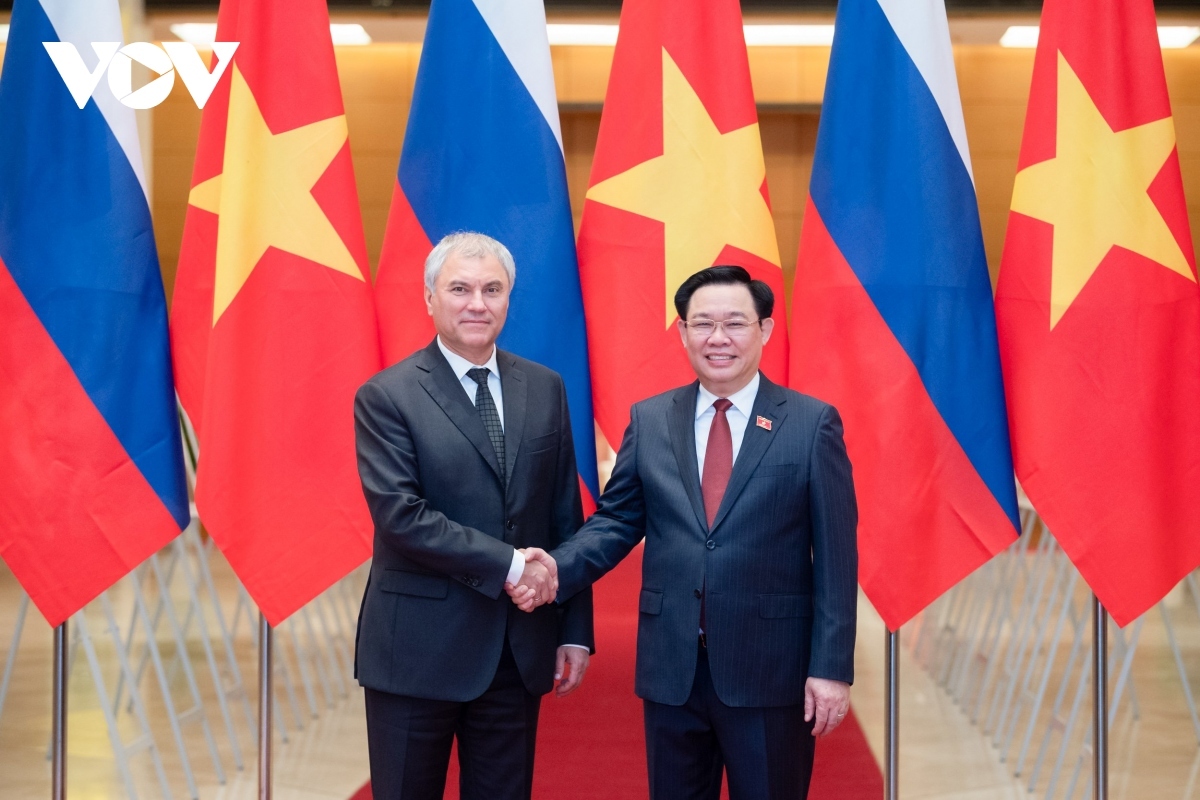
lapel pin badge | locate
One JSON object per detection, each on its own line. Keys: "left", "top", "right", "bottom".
{"left": 756, "top": 416, "right": 772, "bottom": 431}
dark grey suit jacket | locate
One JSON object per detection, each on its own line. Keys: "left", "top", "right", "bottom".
{"left": 553, "top": 374, "right": 856, "bottom": 708}
{"left": 353, "top": 339, "right": 594, "bottom": 702}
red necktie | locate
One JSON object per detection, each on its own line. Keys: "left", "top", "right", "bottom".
{"left": 702, "top": 399, "right": 734, "bottom": 526}
{"left": 699, "top": 399, "right": 732, "bottom": 637}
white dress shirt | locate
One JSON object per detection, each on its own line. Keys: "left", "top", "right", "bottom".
{"left": 436, "top": 337, "right": 524, "bottom": 587}
{"left": 694, "top": 372, "right": 760, "bottom": 475}
{"left": 437, "top": 336, "right": 505, "bottom": 426}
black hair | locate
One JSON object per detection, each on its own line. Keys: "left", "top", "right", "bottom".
{"left": 673, "top": 265, "right": 774, "bottom": 321}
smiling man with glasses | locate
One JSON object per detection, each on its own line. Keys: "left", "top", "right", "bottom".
{"left": 510, "top": 265, "right": 860, "bottom": 800}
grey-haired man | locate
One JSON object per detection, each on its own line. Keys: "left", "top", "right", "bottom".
{"left": 353, "top": 232, "right": 594, "bottom": 800}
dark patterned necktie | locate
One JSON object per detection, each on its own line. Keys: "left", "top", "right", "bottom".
{"left": 467, "top": 367, "right": 505, "bottom": 483}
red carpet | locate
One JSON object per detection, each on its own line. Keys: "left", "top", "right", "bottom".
{"left": 351, "top": 546, "right": 882, "bottom": 799}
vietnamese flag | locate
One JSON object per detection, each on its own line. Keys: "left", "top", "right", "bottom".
{"left": 171, "top": 0, "right": 382, "bottom": 624}
{"left": 578, "top": 0, "right": 788, "bottom": 448}
{"left": 995, "top": 0, "right": 1200, "bottom": 625}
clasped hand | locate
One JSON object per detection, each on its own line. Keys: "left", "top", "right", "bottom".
{"left": 504, "top": 548, "right": 558, "bottom": 612}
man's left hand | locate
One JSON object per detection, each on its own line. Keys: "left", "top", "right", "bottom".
{"left": 804, "top": 677, "right": 850, "bottom": 737}
{"left": 554, "top": 646, "right": 590, "bottom": 697}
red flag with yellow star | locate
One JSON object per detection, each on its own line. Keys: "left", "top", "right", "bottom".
{"left": 578, "top": 0, "right": 788, "bottom": 448}
{"left": 995, "top": 0, "right": 1200, "bottom": 625}
{"left": 171, "top": 0, "right": 381, "bottom": 625}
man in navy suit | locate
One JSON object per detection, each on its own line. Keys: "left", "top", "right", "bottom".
{"left": 511, "top": 266, "right": 858, "bottom": 800}
{"left": 354, "top": 233, "right": 594, "bottom": 800}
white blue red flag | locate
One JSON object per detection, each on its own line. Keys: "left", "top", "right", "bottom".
{"left": 789, "top": 0, "right": 1020, "bottom": 629}
{"left": 374, "top": 0, "right": 599, "bottom": 507}
{"left": 0, "top": 0, "right": 189, "bottom": 625}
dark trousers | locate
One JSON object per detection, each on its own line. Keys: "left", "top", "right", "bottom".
{"left": 364, "top": 639, "right": 541, "bottom": 800}
{"left": 643, "top": 643, "right": 815, "bottom": 800}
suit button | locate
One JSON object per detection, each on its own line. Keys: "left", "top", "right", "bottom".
{"left": 506, "top": 520, "right": 515, "bottom": 531}
{"left": 694, "top": 589, "right": 702, "bottom": 599}
{"left": 706, "top": 540, "right": 716, "bottom": 550}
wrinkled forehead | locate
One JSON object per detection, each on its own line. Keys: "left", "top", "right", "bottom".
{"left": 438, "top": 253, "right": 510, "bottom": 288}
{"left": 686, "top": 283, "right": 756, "bottom": 318}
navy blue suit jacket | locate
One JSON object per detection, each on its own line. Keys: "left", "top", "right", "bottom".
{"left": 553, "top": 374, "right": 857, "bottom": 708}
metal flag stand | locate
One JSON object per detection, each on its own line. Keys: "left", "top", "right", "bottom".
{"left": 1092, "top": 595, "right": 1108, "bottom": 800}
{"left": 885, "top": 628, "right": 899, "bottom": 800}
{"left": 259, "top": 613, "right": 273, "bottom": 800}
{"left": 0, "top": 592, "right": 30, "bottom": 729}
{"left": 52, "top": 621, "right": 67, "bottom": 800}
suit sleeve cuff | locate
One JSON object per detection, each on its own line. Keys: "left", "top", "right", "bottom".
{"left": 506, "top": 549, "right": 525, "bottom": 586}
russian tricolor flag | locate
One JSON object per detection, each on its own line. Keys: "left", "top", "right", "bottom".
{"left": 0, "top": 0, "right": 189, "bottom": 625}
{"left": 790, "top": 0, "right": 1020, "bottom": 630}
{"left": 374, "top": 0, "right": 599, "bottom": 506}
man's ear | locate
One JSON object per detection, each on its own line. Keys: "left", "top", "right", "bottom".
{"left": 760, "top": 317, "right": 775, "bottom": 344}
{"left": 677, "top": 318, "right": 689, "bottom": 348}
{"left": 424, "top": 286, "right": 434, "bottom": 316}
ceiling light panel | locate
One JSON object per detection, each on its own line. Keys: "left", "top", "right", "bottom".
{"left": 169, "top": 22, "right": 371, "bottom": 47}
{"left": 1001, "top": 25, "right": 1200, "bottom": 49}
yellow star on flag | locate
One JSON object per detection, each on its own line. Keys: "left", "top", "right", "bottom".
{"left": 1011, "top": 52, "right": 1194, "bottom": 329}
{"left": 188, "top": 65, "right": 362, "bottom": 325}
{"left": 586, "top": 49, "right": 780, "bottom": 328}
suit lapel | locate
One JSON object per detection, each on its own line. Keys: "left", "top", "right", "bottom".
{"left": 668, "top": 382, "right": 708, "bottom": 534}
{"left": 710, "top": 375, "right": 788, "bottom": 534}
{"left": 499, "top": 352, "right": 527, "bottom": 490}
{"left": 415, "top": 340, "right": 504, "bottom": 485}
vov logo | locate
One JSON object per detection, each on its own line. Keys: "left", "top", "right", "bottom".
{"left": 43, "top": 41, "right": 239, "bottom": 110}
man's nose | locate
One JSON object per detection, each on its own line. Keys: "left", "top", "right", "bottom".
{"left": 466, "top": 290, "right": 488, "bottom": 310}
{"left": 708, "top": 327, "right": 732, "bottom": 345}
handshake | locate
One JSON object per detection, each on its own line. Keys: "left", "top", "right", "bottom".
{"left": 504, "top": 547, "right": 558, "bottom": 612}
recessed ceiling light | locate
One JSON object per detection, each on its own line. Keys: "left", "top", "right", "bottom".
{"left": 1001, "top": 25, "right": 1200, "bottom": 49}
{"left": 170, "top": 22, "right": 371, "bottom": 47}
{"left": 546, "top": 23, "right": 836, "bottom": 47}
{"left": 169, "top": 23, "right": 218, "bottom": 46}
{"left": 998, "top": 26, "right": 1040, "bottom": 48}
{"left": 0, "top": 24, "right": 9, "bottom": 45}
{"left": 1158, "top": 26, "right": 1200, "bottom": 49}
{"left": 546, "top": 24, "right": 618, "bottom": 46}
{"left": 330, "top": 24, "right": 371, "bottom": 46}
{"left": 743, "top": 25, "right": 835, "bottom": 47}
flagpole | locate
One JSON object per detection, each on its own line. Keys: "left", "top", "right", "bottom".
{"left": 258, "top": 613, "right": 272, "bottom": 800}
{"left": 885, "top": 628, "right": 899, "bottom": 800}
{"left": 52, "top": 621, "right": 67, "bottom": 800}
{"left": 1093, "top": 595, "right": 1108, "bottom": 800}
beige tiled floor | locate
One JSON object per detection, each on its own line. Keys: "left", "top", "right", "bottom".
{"left": 5, "top": 556, "right": 1200, "bottom": 798}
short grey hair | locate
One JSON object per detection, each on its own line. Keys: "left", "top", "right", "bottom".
{"left": 424, "top": 232, "right": 516, "bottom": 292}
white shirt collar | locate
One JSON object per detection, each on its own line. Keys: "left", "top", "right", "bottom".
{"left": 696, "top": 372, "right": 761, "bottom": 420}
{"left": 437, "top": 336, "right": 500, "bottom": 380}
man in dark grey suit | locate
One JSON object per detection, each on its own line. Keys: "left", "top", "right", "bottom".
{"left": 354, "top": 232, "right": 594, "bottom": 800}
{"left": 511, "top": 265, "right": 857, "bottom": 800}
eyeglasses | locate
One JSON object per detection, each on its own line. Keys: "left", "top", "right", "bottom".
{"left": 682, "top": 318, "right": 762, "bottom": 338}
